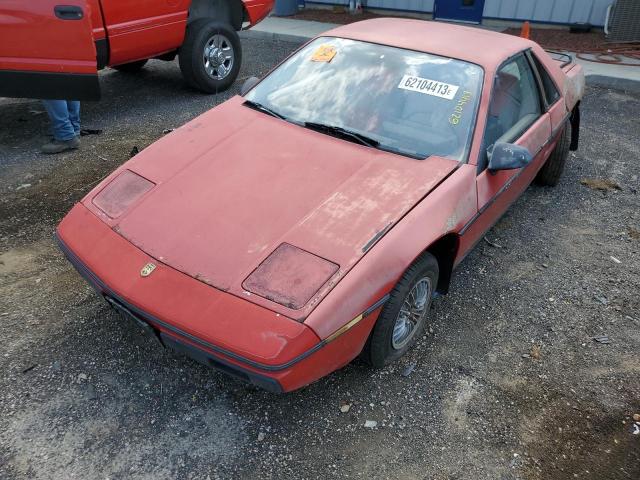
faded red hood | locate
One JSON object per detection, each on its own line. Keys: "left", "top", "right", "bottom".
{"left": 85, "top": 97, "right": 457, "bottom": 319}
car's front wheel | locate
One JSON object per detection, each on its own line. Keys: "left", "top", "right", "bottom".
{"left": 364, "top": 252, "right": 439, "bottom": 367}
{"left": 179, "top": 19, "right": 241, "bottom": 93}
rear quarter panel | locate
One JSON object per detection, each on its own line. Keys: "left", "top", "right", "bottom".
{"left": 563, "top": 63, "right": 585, "bottom": 111}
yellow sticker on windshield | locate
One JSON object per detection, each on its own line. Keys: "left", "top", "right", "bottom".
{"left": 449, "top": 90, "right": 473, "bottom": 125}
{"left": 311, "top": 45, "right": 337, "bottom": 62}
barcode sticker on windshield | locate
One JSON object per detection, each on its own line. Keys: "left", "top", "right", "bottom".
{"left": 398, "top": 75, "right": 459, "bottom": 100}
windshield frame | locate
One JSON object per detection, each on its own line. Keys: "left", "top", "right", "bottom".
{"left": 243, "top": 36, "right": 486, "bottom": 164}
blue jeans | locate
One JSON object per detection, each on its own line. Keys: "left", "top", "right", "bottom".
{"left": 42, "top": 100, "right": 80, "bottom": 141}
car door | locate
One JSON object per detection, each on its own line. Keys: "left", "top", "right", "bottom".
{"left": 99, "top": 0, "right": 190, "bottom": 66}
{"left": 0, "top": 0, "right": 99, "bottom": 100}
{"left": 464, "top": 52, "right": 552, "bottom": 242}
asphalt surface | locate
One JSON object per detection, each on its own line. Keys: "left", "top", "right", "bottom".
{"left": 1, "top": 37, "right": 639, "bottom": 479}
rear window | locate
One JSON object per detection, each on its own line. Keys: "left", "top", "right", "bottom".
{"left": 532, "top": 55, "right": 560, "bottom": 106}
{"left": 245, "top": 37, "right": 484, "bottom": 161}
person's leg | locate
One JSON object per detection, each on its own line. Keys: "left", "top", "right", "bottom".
{"left": 42, "top": 100, "right": 75, "bottom": 140}
{"left": 66, "top": 100, "right": 81, "bottom": 136}
{"left": 41, "top": 100, "right": 80, "bottom": 154}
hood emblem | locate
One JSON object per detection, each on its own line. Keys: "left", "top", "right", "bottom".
{"left": 140, "top": 263, "right": 156, "bottom": 277}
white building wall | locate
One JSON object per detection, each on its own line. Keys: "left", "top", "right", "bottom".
{"left": 483, "top": 0, "right": 612, "bottom": 26}
{"left": 306, "top": 0, "right": 612, "bottom": 26}
{"left": 364, "top": 0, "right": 435, "bottom": 12}
{"left": 307, "top": 0, "right": 435, "bottom": 12}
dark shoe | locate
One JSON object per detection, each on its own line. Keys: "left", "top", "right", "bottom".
{"left": 41, "top": 137, "right": 80, "bottom": 154}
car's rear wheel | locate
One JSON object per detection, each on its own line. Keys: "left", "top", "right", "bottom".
{"left": 179, "top": 19, "right": 241, "bottom": 93}
{"left": 535, "top": 121, "right": 571, "bottom": 187}
{"left": 363, "top": 252, "right": 439, "bottom": 367}
{"left": 112, "top": 60, "right": 148, "bottom": 72}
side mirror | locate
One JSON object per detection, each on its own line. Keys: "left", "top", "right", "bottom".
{"left": 488, "top": 142, "right": 532, "bottom": 173}
{"left": 240, "top": 76, "right": 259, "bottom": 96}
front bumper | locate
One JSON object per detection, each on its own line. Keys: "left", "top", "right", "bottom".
{"left": 56, "top": 204, "right": 380, "bottom": 392}
{"left": 58, "top": 238, "right": 284, "bottom": 392}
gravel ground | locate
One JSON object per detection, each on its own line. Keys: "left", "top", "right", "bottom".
{"left": 1, "top": 37, "right": 639, "bottom": 480}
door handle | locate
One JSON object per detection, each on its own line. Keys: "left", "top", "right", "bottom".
{"left": 54, "top": 5, "right": 84, "bottom": 20}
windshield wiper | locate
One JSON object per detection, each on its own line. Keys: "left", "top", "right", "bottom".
{"left": 243, "top": 100, "right": 287, "bottom": 120}
{"left": 304, "top": 122, "right": 380, "bottom": 148}
{"left": 304, "top": 122, "right": 426, "bottom": 158}
{"left": 374, "top": 144, "right": 426, "bottom": 160}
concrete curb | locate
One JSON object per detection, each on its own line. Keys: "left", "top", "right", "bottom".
{"left": 586, "top": 75, "right": 640, "bottom": 94}
{"left": 239, "top": 29, "right": 308, "bottom": 43}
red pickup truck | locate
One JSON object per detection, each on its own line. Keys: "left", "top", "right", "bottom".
{"left": 0, "top": 0, "right": 273, "bottom": 100}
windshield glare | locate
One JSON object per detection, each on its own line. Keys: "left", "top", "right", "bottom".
{"left": 245, "top": 37, "right": 483, "bottom": 161}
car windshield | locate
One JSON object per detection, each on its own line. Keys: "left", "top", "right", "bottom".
{"left": 245, "top": 37, "right": 484, "bottom": 161}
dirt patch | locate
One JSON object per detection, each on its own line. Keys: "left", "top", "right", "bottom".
{"left": 580, "top": 178, "right": 623, "bottom": 191}
{"left": 504, "top": 27, "right": 609, "bottom": 51}
{"left": 524, "top": 401, "right": 640, "bottom": 479}
{"left": 443, "top": 376, "right": 479, "bottom": 429}
{"left": 4, "top": 389, "right": 245, "bottom": 480}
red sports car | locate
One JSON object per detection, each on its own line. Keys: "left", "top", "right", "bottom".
{"left": 57, "top": 19, "right": 585, "bottom": 392}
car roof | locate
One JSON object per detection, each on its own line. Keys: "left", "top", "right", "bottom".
{"left": 323, "top": 18, "right": 536, "bottom": 73}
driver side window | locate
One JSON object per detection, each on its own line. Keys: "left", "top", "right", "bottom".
{"left": 480, "top": 54, "right": 542, "bottom": 171}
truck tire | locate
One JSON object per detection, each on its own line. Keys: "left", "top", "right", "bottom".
{"left": 179, "top": 19, "right": 241, "bottom": 93}
{"left": 363, "top": 252, "right": 439, "bottom": 367}
{"left": 112, "top": 60, "right": 148, "bottom": 72}
{"left": 535, "top": 121, "right": 571, "bottom": 187}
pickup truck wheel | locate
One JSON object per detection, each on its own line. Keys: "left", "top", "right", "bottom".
{"left": 179, "top": 19, "right": 241, "bottom": 93}
{"left": 112, "top": 60, "right": 148, "bottom": 72}
{"left": 535, "top": 121, "right": 571, "bottom": 187}
{"left": 363, "top": 253, "right": 439, "bottom": 368}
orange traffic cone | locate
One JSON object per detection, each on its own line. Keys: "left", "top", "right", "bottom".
{"left": 520, "top": 21, "right": 530, "bottom": 39}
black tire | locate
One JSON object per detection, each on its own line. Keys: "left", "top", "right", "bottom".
{"left": 363, "top": 253, "right": 439, "bottom": 367}
{"left": 179, "top": 19, "right": 241, "bottom": 93}
{"left": 535, "top": 121, "right": 571, "bottom": 187}
{"left": 112, "top": 60, "right": 148, "bottom": 72}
